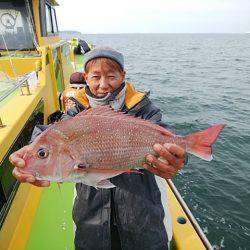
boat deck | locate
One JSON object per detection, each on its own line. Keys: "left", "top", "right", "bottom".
{"left": 23, "top": 182, "right": 208, "bottom": 250}
{"left": 26, "top": 183, "right": 75, "bottom": 250}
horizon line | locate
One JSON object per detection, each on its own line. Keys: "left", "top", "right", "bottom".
{"left": 60, "top": 31, "right": 249, "bottom": 35}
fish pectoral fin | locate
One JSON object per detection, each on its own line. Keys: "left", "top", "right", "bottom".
{"left": 127, "top": 169, "right": 144, "bottom": 175}
{"left": 96, "top": 179, "right": 116, "bottom": 189}
{"left": 73, "top": 163, "right": 89, "bottom": 171}
{"left": 73, "top": 157, "right": 90, "bottom": 169}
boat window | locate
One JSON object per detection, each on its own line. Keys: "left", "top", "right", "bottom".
{"left": 45, "top": 3, "right": 53, "bottom": 34}
{"left": 51, "top": 8, "right": 58, "bottom": 33}
{"left": 44, "top": 2, "right": 58, "bottom": 36}
{"left": 0, "top": 0, "right": 35, "bottom": 51}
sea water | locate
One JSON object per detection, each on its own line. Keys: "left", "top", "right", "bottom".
{"left": 64, "top": 33, "right": 250, "bottom": 249}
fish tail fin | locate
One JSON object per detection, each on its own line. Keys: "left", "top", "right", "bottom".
{"left": 184, "top": 124, "right": 225, "bottom": 161}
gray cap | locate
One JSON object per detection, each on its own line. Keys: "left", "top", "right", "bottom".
{"left": 83, "top": 46, "right": 124, "bottom": 71}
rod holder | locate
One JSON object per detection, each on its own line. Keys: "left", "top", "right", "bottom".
{"left": 20, "top": 79, "right": 31, "bottom": 95}
{"left": 0, "top": 117, "right": 6, "bottom": 128}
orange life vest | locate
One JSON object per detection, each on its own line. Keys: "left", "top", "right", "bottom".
{"left": 62, "top": 86, "right": 84, "bottom": 111}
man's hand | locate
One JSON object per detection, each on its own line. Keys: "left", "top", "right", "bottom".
{"left": 143, "top": 143, "right": 186, "bottom": 179}
{"left": 10, "top": 145, "right": 50, "bottom": 187}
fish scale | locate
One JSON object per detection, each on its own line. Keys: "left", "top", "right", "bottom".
{"left": 68, "top": 122, "right": 165, "bottom": 169}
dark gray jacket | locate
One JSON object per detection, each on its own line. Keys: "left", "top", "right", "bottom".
{"left": 31, "top": 96, "right": 170, "bottom": 250}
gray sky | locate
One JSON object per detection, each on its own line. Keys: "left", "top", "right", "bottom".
{"left": 56, "top": 0, "right": 250, "bottom": 33}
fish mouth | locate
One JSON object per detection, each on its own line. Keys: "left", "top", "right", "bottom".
{"left": 18, "top": 169, "right": 49, "bottom": 181}
{"left": 18, "top": 168, "right": 37, "bottom": 177}
{"left": 35, "top": 175, "right": 63, "bottom": 182}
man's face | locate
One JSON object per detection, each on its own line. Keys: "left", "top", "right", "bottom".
{"left": 83, "top": 60, "right": 125, "bottom": 97}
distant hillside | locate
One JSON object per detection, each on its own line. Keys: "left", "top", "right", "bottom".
{"left": 59, "top": 30, "right": 82, "bottom": 39}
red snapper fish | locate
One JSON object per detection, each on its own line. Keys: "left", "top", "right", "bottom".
{"left": 20, "top": 106, "right": 225, "bottom": 188}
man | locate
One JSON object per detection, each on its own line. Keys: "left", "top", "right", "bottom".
{"left": 61, "top": 72, "right": 86, "bottom": 111}
{"left": 11, "top": 47, "right": 186, "bottom": 250}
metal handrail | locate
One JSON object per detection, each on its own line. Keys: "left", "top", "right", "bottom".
{"left": 49, "top": 40, "right": 68, "bottom": 49}
{"left": 0, "top": 75, "right": 30, "bottom": 103}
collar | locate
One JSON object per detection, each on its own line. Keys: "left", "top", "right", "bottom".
{"left": 75, "top": 82, "right": 146, "bottom": 110}
{"left": 85, "top": 83, "right": 126, "bottom": 111}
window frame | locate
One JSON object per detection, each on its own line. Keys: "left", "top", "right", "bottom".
{"left": 51, "top": 7, "right": 58, "bottom": 33}
{"left": 45, "top": 3, "right": 53, "bottom": 35}
{"left": 40, "top": 0, "right": 59, "bottom": 37}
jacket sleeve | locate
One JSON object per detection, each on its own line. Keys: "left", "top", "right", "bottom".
{"left": 30, "top": 125, "right": 49, "bottom": 143}
{"left": 127, "top": 96, "right": 168, "bottom": 126}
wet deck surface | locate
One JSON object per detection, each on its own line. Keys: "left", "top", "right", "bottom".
{"left": 26, "top": 183, "right": 75, "bottom": 250}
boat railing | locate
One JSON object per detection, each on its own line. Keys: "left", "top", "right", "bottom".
{"left": 50, "top": 40, "right": 69, "bottom": 50}
{"left": 0, "top": 75, "right": 29, "bottom": 102}
{"left": 0, "top": 70, "right": 39, "bottom": 107}
{"left": 167, "top": 179, "right": 213, "bottom": 249}
{"left": 0, "top": 50, "right": 40, "bottom": 58}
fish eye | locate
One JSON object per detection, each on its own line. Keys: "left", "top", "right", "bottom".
{"left": 37, "top": 148, "right": 49, "bottom": 159}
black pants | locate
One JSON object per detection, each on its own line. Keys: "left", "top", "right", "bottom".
{"left": 111, "top": 189, "right": 122, "bottom": 250}
{"left": 111, "top": 221, "right": 122, "bottom": 250}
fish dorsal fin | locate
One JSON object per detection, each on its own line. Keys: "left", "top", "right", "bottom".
{"left": 76, "top": 106, "right": 174, "bottom": 137}
{"left": 76, "top": 106, "right": 118, "bottom": 117}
